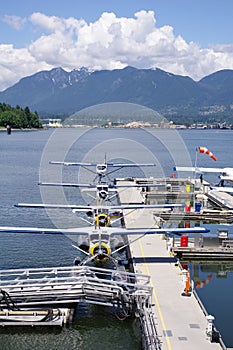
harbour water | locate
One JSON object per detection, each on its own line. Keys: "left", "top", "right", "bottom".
{"left": 0, "top": 127, "right": 233, "bottom": 348}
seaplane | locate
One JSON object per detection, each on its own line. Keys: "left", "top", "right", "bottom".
{"left": 38, "top": 180, "right": 164, "bottom": 203}
{"left": 40, "top": 156, "right": 164, "bottom": 204}
{"left": 0, "top": 157, "right": 209, "bottom": 268}
{"left": 0, "top": 200, "right": 209, "bottom": 268}
{"left": 48, "top": 158, "right": 157, "bottom": 183}
{"left": 174, "top": 166, "right": 233, "bottom": 193}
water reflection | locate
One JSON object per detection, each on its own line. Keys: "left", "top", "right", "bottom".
{"left": 182, "top": 260, "right": 233, "bottom": 347}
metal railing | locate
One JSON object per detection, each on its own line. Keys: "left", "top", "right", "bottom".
{"left": 0, "top": 265, "right": 161, "bottom": 348}
{"left": 0, "top": 265, "right": 152, "bottom": 308}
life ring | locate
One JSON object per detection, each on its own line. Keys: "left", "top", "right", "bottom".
{"left": 89, "top": 242, "right": 111, "bottom": 261}
{"left": 95, "top": 213, "right": 111, "bottom": 227}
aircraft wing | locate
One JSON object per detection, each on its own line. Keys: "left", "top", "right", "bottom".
{"left": 107, "top": 163, "right": 156, "bottom": 167}
{"left": 93, "top": 226, "right": 210, "bottom": 235}
{"left": 15, "top": 203, "right": 184, "bottom": 210}
{"left": 14, "top": 203, "right": 95, "bottom": 210}
{"left": 109, "top": 183, "right": 163, "bottom": 188}
{"left": 39, "top": 182, "right": 164, "bottom": 189}
{"left": 0, "top": 226, "right": 209, "bottom": 235}
{"left": 49, "top": 161, "right": 97, "bottom": 166}
{"left": 174, "top": 166, "right": 224, "bottom": 174}
{"left": 49, "top": 161, "right": 156, "bottom": 167}
{"left": 39, "top": 182, "right": 96, "bottom": 188}
{"left": 105, "top": 204, "right": 184, "bottom": 210}
{"left": 0, "top": 226, "right": 89, "bottom": 235}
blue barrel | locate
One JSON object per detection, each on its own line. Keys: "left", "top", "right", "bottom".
{"left": 195, "top": 202, "right": 202, "bottom": 212}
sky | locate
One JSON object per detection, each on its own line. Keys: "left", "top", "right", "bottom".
{"left": 1, "top": 0, "right": 233, "bottom": 91}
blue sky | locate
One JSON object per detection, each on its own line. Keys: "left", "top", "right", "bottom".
{"left": 0, "top": 0, "right": 233, "bottom": 90}
{"left": 2, "top": 0, "right": 233, "bottom": 47}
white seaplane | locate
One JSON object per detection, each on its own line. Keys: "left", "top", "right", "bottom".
{"left": 41, "top": 157, "right": 163, "bottom": 203}
{"left": 49, "top": 158, "right": 157, "bottom": 183}
{"left": 0, "top": 158, "right": 209, "bottom": 267}
{"left": 0, "top": 201, "right": 209, "bottom": 267}
{"left": 39, "top": 180, "right": 164, "bottom": 203}
{"left": 174, "top": 166, "right": 233, "bottom": 193}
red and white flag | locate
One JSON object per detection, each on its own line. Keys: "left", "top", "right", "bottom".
{"left": 197, "top": 146, "right": 217, "bottom": 161}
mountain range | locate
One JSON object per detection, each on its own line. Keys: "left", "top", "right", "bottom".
{"left": 0, "top": 66, "right": 233, "bottom": 124}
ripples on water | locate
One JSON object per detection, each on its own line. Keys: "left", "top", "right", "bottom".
{"left": 0, "top": 307, "right": 141, "bottom": 350}
{"left": 0, "top": 128, "right": 233, "bottom": 348}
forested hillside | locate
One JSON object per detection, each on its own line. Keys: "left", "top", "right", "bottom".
{"left": 0, "top": 103, "right": 42, "bottom": 128}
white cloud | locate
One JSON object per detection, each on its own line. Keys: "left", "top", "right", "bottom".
{"left": 1, "top": 10, "right": 233, "bottom": 91}
{"left": 2, "top": 15, "right": 27, "bottom": 30}
{"left": 0, "top": 44, "right": 53, "bottom": 90}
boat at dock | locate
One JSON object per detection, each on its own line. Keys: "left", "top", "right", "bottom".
{"left": 0, "top": 308, "right": 70, "bottom": 326}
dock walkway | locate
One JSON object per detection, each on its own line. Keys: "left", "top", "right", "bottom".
{"left": 117, "top": 181, "right": 222, "bottom": 350}
{"left": 131, "top": 234, "right": 221, "bottom": 350}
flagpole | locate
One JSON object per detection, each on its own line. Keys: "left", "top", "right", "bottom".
{"left": 194, "top": 147, "right": 198, "bottom": 181}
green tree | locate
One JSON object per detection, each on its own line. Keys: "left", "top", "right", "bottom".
{"left": 0, "top": 103, "right": 42, "bottom": 128}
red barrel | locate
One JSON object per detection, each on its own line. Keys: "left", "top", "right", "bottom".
{"left": 180, "top": 235, "right": 188, "bottom": 247}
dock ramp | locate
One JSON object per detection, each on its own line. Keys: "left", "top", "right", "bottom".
{"left": 0, "top": 265, "right": 161, "bottom": 348}
{"left": 0, "top": 265, "right": 151, "bottom": 308}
